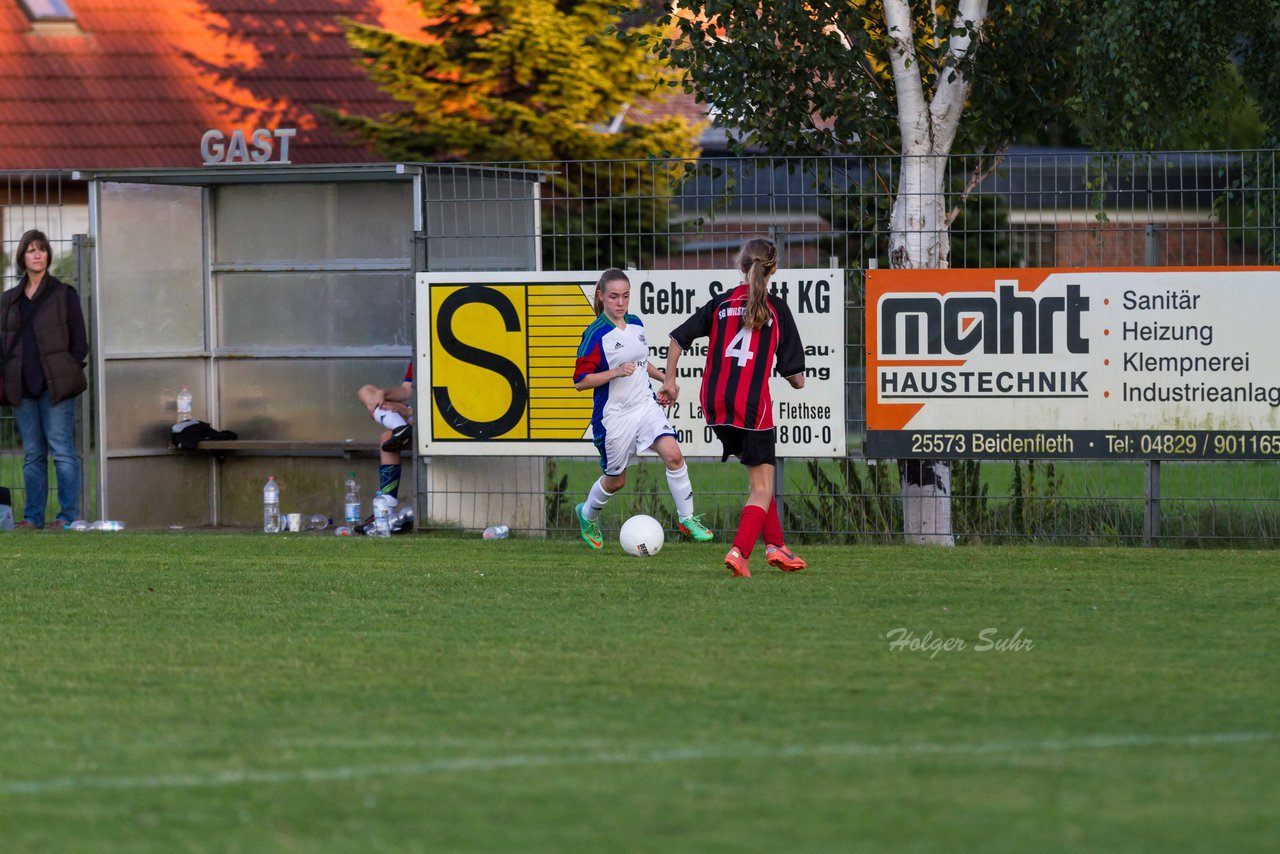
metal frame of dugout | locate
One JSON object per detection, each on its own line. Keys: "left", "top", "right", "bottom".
{"left": 76, "top": 163, "right": 544, "bottom": 530}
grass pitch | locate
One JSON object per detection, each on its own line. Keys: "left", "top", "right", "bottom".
{"left": 2, "top": 533, "right": 1277, "bottom": 852}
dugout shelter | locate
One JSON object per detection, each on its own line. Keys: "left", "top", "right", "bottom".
{"left": 77, "top": 163, "right": 543, "bottom": 530}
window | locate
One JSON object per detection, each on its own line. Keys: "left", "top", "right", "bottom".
{"left": 18, "top": 0, "right": 76, "bottom": 22}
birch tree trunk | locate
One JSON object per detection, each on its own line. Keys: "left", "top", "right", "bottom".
{"left": 883, "top": 0, "right": 988, "bottom": 546}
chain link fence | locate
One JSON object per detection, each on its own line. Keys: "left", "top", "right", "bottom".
{"left": 443, "top": 149, "right": 1280, "bottom": 546}
{"left": 5, "top": 151, "right": 1280, "bottom": 544}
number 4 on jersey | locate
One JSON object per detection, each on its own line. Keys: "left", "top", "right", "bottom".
{"left": 724, "top": 327, "right": 755, "bottom": 367}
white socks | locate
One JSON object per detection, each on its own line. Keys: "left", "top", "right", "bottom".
{"left": 584, "top": 477, "right": 614, "bottom": 520}
{"left": 374, "top": 406, "right": 407, "bottom": 430}
{"left": 585, "top": 466, "right": 694, "bottom": 521}
{"left": 666, "top": 463, "right": 695, "bottom": 519}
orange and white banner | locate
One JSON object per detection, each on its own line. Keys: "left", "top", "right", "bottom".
{"left": 866, "top": 267, "right": 1280, "bottom": 459}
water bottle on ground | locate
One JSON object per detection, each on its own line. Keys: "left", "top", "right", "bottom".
{"left": 176, "top": 385, "right": 193, "bottom": 422}
{"left": 263, "top": 476, "right": 281, "bottom": 533}
{"left": 88, "top": 520, "right": 125, "bottom": 531}
{"left": 344, "top": 472, "right": 361, "bottom": 528}
{"left": 287, "top": 513, "right": 330, "bottom": 532}
{"left": 483, "top": 525, "right": 509, "bottom": 540}
{"left": 369, "top": 494, "right": 393, "bottom": 538}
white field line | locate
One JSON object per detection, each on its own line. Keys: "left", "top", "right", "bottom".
{"left": 1, "top": 731, "right": 1274, "bottom": 796}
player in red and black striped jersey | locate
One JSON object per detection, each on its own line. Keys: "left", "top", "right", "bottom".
{"left": 661, "top": 238, "right": 808, "bottom": 577}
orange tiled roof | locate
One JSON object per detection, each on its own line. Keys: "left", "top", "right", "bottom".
{"left": 0, "top": 0, "right": 428, "bottom": 169}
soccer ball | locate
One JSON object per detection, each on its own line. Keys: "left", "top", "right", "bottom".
{"left": 619, "top": 514, "right": 665, "bottom": 557}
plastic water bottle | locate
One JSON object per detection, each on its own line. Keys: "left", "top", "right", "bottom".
{"left": 369, "top": 494, "right": 393, "bottom": 538}
{"left": 344, "top": 472, "right": 361, "bottom": 528}
{"left": 302, "top": 514, "right": 330, "bottom": 532}
{"left": 87, "top": 520, "right": 125, "bottom": 531}
{"left": 263, "top": 476, "right": 281, "bottom": 533}
{"left": 483, "top": 525, "right": 509, "bottom": 540}
{"left": 176, "top": 385, "right": 193, "bottom": 422}
{"left": 66, "top": 519, "right": 89, "bottom": 531}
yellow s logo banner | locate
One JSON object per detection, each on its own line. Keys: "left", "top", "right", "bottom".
{"left": 430, "top": 283, "right": 594, "bottom": 441}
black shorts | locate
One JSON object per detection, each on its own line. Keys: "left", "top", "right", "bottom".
{"left": 712, "top": 425, "right": 777, "bottom": 467}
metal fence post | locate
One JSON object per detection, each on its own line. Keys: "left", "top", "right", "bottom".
{"left": 1144, "top": 460, "right": 1161, "bottom": 546}
{"left": 72, "top": 232, "right": 96, "bottom": 521}
{"left": 1142, "top": 222, "right": 1162, "bottom": 545}
{"left": 770, "top": 224, "right": 786, "bottom": 532}
{"left": 1144, "top": 223, "right": 1163, "bottom": 266}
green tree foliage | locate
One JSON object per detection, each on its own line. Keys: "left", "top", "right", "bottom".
{"left": 330, "top": 0, "right": 700, "bottom": 269}
{"left": 1072, "top": 0, "right": 1279, "bottom": 150}
{"left": 651, "top": 1, "right": 1078, "bottom": 159}
{"left": 654, "top": 1, "right": 1280, "bottom": 156}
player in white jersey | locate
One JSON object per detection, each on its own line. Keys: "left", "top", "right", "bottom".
{"left": 571, "top": 268, "right": 713, "bottom": 548}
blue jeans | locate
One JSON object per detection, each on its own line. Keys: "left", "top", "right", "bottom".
{"left": 14, "top": 392, "right": 81, "bottom": 528}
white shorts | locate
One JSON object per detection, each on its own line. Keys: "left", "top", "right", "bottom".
{"left": 594, "top": 401, "right": 675, "bottom": 476}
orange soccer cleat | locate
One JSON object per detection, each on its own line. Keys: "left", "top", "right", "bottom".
{"left": 765, "top": 544, "right": 807, "bottom": 572}
{"left": 724, "top": 546, "right": 751, "bottom": 577}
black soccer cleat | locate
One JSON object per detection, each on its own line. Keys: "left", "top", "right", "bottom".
{"left": 382, "top": 424, "right": 412, "bottom": 452}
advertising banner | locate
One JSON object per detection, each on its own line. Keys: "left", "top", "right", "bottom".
{"left": 416, "top": 270, "right": 844, "bottom": 457}
{"left": 866, "top": 267, "right": 1280, "bottom": 459}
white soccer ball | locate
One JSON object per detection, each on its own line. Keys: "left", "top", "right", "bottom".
{"left": 619, "top": 514, "right": 665, "bottom": 557}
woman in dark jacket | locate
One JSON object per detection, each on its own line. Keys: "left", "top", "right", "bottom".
{"left": 1, "top": 229, "right": 89, "bottom": 528}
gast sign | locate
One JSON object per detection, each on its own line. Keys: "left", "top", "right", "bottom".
{"left": 200, "top": 128, "right": 297, "bottom": 165}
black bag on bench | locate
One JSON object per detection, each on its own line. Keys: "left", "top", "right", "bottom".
{"left": 171, "top": 419, "right": 238, "bottom": 450}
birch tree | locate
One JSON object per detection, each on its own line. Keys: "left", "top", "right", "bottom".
{"left": 879, "top": 0, "right": 985, "bottom": 543}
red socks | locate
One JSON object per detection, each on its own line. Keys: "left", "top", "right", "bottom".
{"left": 763, "top": 498, "right": 784, "bottom": 548}
{"left": 732, "top": 504, "right": 767, "bottom": 556}
{"left": 734, "top": 500, "right": 786, "bottom": 556}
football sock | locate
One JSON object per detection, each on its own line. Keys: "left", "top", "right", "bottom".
{"left": 732, "top": 504, "right": 767, "bottom": 557}
{"left": 379, "top": 464, "right": 401, "bottom": 498}
{"left": 584, "top": 477, "right": 614, "bottom": 520}
{"left": 665, "top": 463, "right": 695, "bottom": 519}
{"left": 373, "top": 406, "right": 407, "bottom": 430}
{"left": 763, "top": 497, "right": 784, "bottom": 547}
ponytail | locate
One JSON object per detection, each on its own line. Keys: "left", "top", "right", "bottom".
{"left": 736, "top": 238, "right": 777, "bottom": 329}
{"left": 593, "top": 267, "right": 629, "bottom": 316}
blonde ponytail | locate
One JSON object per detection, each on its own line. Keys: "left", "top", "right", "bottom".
{"left": 736, "top": 238, "right": 777, "bottom": 329}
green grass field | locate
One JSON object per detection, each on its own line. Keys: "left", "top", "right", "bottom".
{"left": 2, "top": 532, "right": 1278, "bottom": 852}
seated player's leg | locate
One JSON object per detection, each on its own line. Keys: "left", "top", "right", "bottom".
{"left": 357, "top": 383, "right": 412, "bottom": 451}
